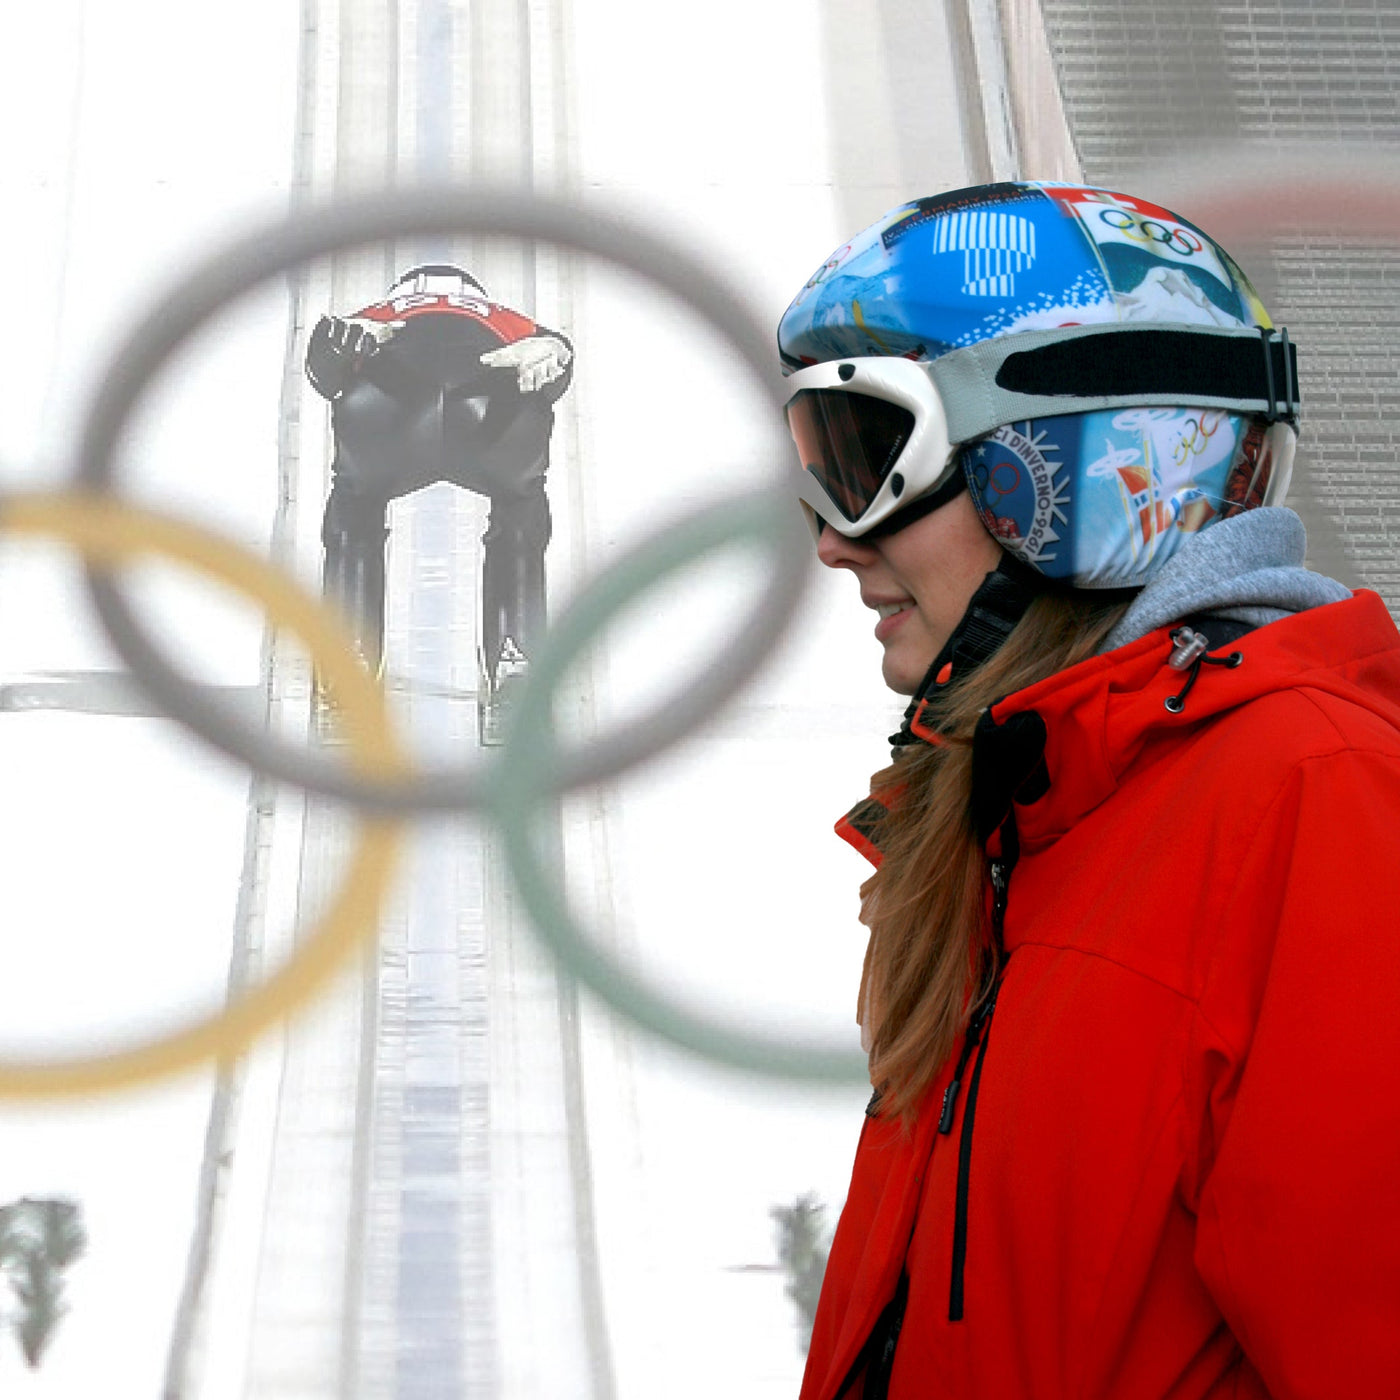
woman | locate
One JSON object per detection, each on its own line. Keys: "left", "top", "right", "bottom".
{"left": 779, "top": 183, "right": 1400, "bottom": 1398}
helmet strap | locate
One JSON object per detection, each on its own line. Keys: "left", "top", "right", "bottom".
{"left": 890, "top": 553, "right": 1043, "bottom": 750}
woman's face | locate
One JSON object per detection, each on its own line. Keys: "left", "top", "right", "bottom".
{"left": 816, "top": 491, "right": 1004, "bottom": 694}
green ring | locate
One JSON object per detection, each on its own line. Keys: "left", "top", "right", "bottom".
{"left": 489, "top": 494, "right": 869, "bottom": 1082}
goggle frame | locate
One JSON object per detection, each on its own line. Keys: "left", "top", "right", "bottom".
{"left": 784, "top": 356, "right": 961, "bottom": 541}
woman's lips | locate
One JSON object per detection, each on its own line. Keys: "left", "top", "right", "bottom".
{"left": 874, "top": 603, "right": 914, "bottom": 642}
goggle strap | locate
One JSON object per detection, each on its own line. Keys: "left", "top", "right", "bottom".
{"left": 929, "top": 324, "right": 1301, "bottom": 444}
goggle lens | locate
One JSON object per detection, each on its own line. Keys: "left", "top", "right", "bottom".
{"left": 785, "top": 389, "right": 915, "bottom": 523}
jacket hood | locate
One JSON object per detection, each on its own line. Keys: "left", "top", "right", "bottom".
{"left": 1102, "top": 506, "right": 1351, "bottom": 650}
{"left": 983, "top": 588, "right": 1400, "bottom": 857}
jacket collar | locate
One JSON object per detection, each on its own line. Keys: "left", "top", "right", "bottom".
{"left": 836, "top": 591, "right": 1400, "bottom": 869}
{"left": 979, "top": 590, "right": 1400, "bottom": 858}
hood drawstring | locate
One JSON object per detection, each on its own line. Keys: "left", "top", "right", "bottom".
{"left": 1164, "top": 625, "right": 1244, "bottom": 713}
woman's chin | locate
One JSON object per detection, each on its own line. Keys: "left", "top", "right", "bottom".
{"left": 880, "top": 626, "right": 950, "bottom": 696}
{"left": 881, "top": 650, "right": 926, "bottom": 697}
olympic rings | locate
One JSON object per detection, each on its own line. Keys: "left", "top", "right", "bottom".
{"left": 1097, "top": 207, "right": 1203, "bottom": 255}
{"left": 1172, "top": 411, "right": 1224, "bottom": 466}
{"left": 988, "top": 461, "right": 1021, "bottom": 499}
{"left": 25, "top": 153, "right": 1391, "bottom": 1091}
{"left": 74, "top": 184, "right": 810, "bottom": 817}
{"left": 490, "top": 495, "right": 869, "bottom": 1082}
{"left": 0, "top": 490, "right": 406, "bottom": 1096}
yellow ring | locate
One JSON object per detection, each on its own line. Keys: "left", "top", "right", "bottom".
{"left": 0, "top": 490, "right": 407, "bottom": 1096}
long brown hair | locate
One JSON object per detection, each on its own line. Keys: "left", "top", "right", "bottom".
{"left": 858, "top": 589, "right": 1132, "bottom": 1122}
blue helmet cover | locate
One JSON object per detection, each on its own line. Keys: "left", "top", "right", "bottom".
{"left": 778, "top": 182, "right": 1284, "bottom": 586}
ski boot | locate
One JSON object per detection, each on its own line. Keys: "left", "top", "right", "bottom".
{"left": 478, "top": 638, "right": 529, "bottom": 747}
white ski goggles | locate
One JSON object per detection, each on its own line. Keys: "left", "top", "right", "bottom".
{"left": 784, "top": 356, "right": 958, "bottom": 540}
{"left": 783, "top": 324, "right": 1300, "bottom": 539}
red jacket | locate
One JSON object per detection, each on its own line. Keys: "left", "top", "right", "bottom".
{"left": 805, "top": 591, "right": 1400, "bottom": 1400}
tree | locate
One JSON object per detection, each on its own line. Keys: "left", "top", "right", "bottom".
{"left": 0, "top": 1197, "right": 86, "bottom": 1367}
{"left": 770, "top": 1192, "right": 834, "bottom": 1354}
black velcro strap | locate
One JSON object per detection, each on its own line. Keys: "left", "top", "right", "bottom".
{"left": 944, "top": 558, "right": 1042, "bottom": 681}
{"left": 971, "top": 708, "right": 1049, "bottom": 845}
{"left": 890, "top": 557, "right": 1043, "bottom": 750}
{"left": 996, "top": 327, "right": 1299, "bottom": 424}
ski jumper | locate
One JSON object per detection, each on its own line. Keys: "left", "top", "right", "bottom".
{"left": 806, "top": 589, "right": 1400, "bottom": 1400}
{"left": 306, "top": 289, "right": 573, "bottom": 672}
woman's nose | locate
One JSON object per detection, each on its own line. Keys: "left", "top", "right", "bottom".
{"left": 815, "top": 521, "right": 877, "bottom": 570}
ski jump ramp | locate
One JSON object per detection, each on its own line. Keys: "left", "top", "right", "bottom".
{"left": 136, "top": 2, "right": 976, "bottom": 1395}
{"left": 173, "top": 2, "right": 612, "bottom": 1396}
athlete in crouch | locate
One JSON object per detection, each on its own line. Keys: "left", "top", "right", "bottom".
{"left": 306, "top": 262, "right": 573, "bottom": 736}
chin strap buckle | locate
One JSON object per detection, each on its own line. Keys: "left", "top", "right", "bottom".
{"left": 890, "top": 560, "right": 1042, "bottom": 751}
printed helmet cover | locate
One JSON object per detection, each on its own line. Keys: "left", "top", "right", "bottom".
{"left": 777, "top": 182, "right": 1290, "bottom": 588}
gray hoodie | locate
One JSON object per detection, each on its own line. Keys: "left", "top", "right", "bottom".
{"left": 1102, "top": 507, "right": 1351, "bottom": 652}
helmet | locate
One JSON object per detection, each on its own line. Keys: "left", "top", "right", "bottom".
{"left": 387, "top": 262, "right": 488, "bottom": 300}
{"left": 778, "top": 183, "right": 1300, "bottom": 588}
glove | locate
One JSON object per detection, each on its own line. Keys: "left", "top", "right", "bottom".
{"left": 311, "top": 314, "right": 403, "bottom": 361}
{"left": 479, "top": 335, "right": 572, "bottom": 393}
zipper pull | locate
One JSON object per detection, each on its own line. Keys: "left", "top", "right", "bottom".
{"left": 937, "top": 990, "right": 996, "bottom": 1136}
{"left": 938, "top": 1077, "right": 962, "bottom": 1134}
{"left": 989, "top": 859, "right": 1009, "bottom": 947}
{"left": 941, "top": 861, "right": 1011, "bottom": 1137}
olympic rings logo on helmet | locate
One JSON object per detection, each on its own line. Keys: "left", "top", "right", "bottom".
{"left": 1173, "top": 411, "right": 1226, "bottom": 466}
{"left": 1097, "top": 207, "right": 1205, "bottom": 256}
{"left": 971, "top": 456, "right": 1023, "bottom": 504}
